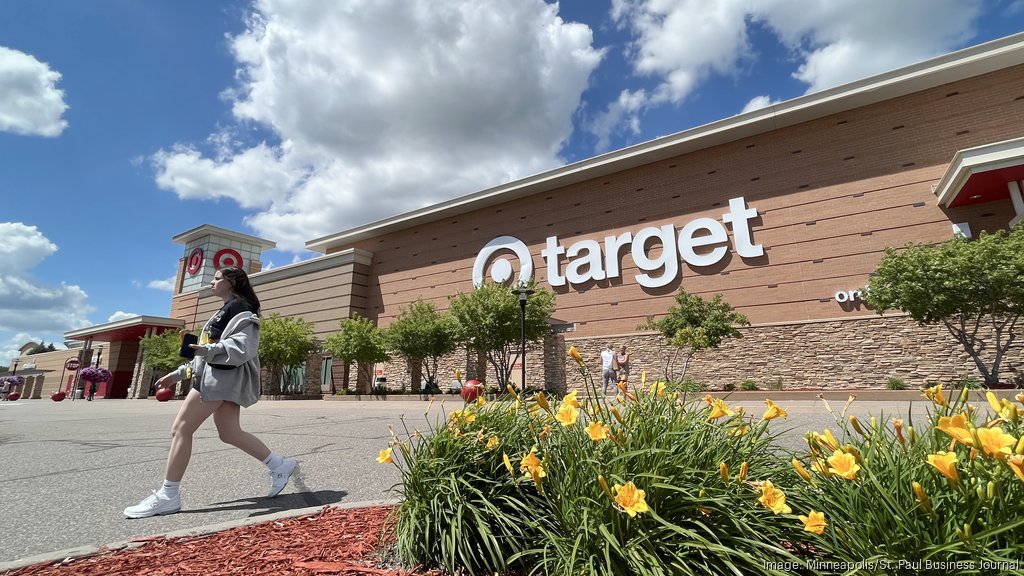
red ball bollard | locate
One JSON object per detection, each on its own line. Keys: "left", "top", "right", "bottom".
{"left": 51, "top": 391, "right": 66, "bottom": 402}
{"left": 460, "top": 379, "right": 484, "bottom": 403}
{"left": 155, "top": 388, "right": 174, "bottom": 402}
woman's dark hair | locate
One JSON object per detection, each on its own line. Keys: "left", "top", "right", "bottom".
{"left": 219, "top": 266, "right": 261, "bottom": 314}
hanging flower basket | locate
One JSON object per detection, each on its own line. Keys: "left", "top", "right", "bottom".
{"left": 79, "top": 367, "right": 112, "bottom": 383}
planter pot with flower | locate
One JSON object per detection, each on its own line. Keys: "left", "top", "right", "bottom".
{"left": 78, "top": 367, "right": 112, "bottom": 400}
{"left": 51, "top": 391, "right": 67, "bottom": 402}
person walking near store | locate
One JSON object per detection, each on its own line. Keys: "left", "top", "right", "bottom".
{"left": 124, "top": 266, "right": 298, "bottom": 519}
{"left": 616, "top": 345, "right": 632, "bottom": 387}
{"left": 600, "top": 344, "right": 617, "bottom": 394}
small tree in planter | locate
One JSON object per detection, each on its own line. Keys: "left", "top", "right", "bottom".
{"left": 640, "top": 290, "right": 749, "bottom": 382}
{"left": 866, "top": 226, "right": 1024, "bottom": 387}
{"left": 140, "top": 330, "right": 192, "bottom": 397}
{"left": 385, "top": 300, "right": 457, "bottom": 393}
{"left": 447, "top": 280, "right": 556, "bottom": 390}
{"left": 323, "top": 314, "right": 390, "bottom": 394}
{"left": 259, "top": 313, "right": 317, "bottom": 395}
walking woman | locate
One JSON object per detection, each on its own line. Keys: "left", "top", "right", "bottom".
{"left": 124, "top": 266, "right": 297, "bottom": 518}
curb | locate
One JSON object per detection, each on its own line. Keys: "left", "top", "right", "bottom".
{"left": 0, "top": 498, "right": 399, "bottom": 574}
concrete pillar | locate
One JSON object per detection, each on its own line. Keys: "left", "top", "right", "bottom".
{"left": 1009, "top": 180, "right": 1024, "bottom": 228}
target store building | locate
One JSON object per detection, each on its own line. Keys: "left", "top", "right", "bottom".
{"left": 60, "top": 33, "right": 1024, "bottom": 399}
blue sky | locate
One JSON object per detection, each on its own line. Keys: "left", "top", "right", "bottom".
{"left": 1, "top": 0, "right": 1022, "bottom": 365}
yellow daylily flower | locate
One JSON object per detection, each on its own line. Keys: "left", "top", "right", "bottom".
{"left": 926, "top": 451, "right": 959, "bottom": 483}
{"left": 502, "top": 453, "right": 514, "bottom": 475}
{"left": 613, "top": 481, "right": 651, "bottom": 517}
{"left": 476, "top": 395, "right": 486, "bottom": 407}
{"left": 506, "top": 384, "right": 519, "bottom": 399}
{"left": 827, "top": 449, "right": 860, "bottom": 480}
{"left": 1016, "top": 392, "right": 1024, "bottom": 406}
{"left": 376, "top": 447, "right": 393, "bottom": 464}
{"left": 762, "top": 399, "right": 788, "bottom": 421}
{"left": 798, "top": 510, "right": 826, "bottom": 534}
{"left": 568, "top": 346, "right": 583, "bottom": 364}
{"left": 649, "top": 381, "right": 666, "bottom": 397}
{"left": 520, "top": 448, "right": 546, "bottom": 479}
{"left": 757, "top": 480, "right": 792, "bottom": 514}
{"left": 563, "top": 390, "right": 580, "bottom": 409}
{"left": 486, "top": 435, "right": 499, "bottom": 451}
{"left": 976, "top": 426, "right": 1016, "bottom": 460}
{"left": 454, "top": 368, "right": 462, "bottom": 382}
{"left": 1007, "top": 455, "right": 1024, "bottom": 483}
{"left": 707, "top": 398, "right": 735, "bottom": 419}
{"left": 937, "top": 413, "right": 974, "bottom": 446}
{"left": 585, "top": 421, "right": 610, "bottom": 441}
{"left": 923, "top": 384, "right": 947, "bottom": 406}
{"left": 555, "top": 403, "right": 579, "bottom": 427}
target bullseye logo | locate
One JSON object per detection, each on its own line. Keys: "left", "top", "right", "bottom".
{"left": 214, "top": 248, "right": 243, "bottom": 270}
{"left": 472, "top": 236, "right": 533, "bottom": 287}
{"left": 186, "top": 247, "right": 204, "bottom": 276}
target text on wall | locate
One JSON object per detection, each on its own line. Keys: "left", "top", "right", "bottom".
{"left": 473, "top": 196, "right": 764, "bottom": 289}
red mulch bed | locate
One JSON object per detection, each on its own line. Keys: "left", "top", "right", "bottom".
{"left": 5, "top": 506, "right": 442, "bottom": 576}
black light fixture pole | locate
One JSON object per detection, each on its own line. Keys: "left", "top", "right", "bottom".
{"left": 512, "top": 286, "right": 535, "bottom": 393}
{"left": 95, "top": 345, "right": 104, "bottom": 368}
{"left": 10, "top": 357, "right": 19, "bottom": 376}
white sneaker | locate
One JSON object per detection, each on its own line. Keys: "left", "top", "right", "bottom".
{"left": 124, "top": 490, "right": 181, "bottom": 519}
{"left": 268, "top": 458, "right": 298, "bottom": 497}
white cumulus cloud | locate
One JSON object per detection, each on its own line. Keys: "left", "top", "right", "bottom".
{"left": 0, "top": 46, "right": 69, "bottom": 137}
{"left": 108, "top": 311, "right": 140, "bottom": 322}
{"left": 0, "top": 224, "right": 93, "bottom": 345}
{"left": 146, "top": 276, "right": 177, "bottom": 292}
{"left": 152, "top": 0, "right": 604, "bottom": 252}
{"left": 596, "top": 0, "right": 984, "bottom": 146}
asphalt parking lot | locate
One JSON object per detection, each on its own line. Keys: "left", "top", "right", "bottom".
{"left": 0, "top": 393, "right": 938, "bottom": 568}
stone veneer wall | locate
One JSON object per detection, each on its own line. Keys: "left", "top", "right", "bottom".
{"left": 330, "top": 315, "right": 1021, "bottom": 395}
{"left": 564, "top": 315, "right": 1023, "bottom": 392}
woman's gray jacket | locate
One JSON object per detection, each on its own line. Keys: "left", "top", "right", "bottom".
{"left": 167, "top": 312, "right": 262, "bottom": 407}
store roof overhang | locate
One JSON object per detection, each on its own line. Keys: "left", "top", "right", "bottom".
{"left": 934, "top": 137, "right": 1024, "bottom": 209}
{"left": 64, "top": 316, "right": 185, "bottom": 343}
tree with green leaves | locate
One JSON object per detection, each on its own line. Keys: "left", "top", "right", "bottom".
{"left": 447, "top": 280, "right": 556, "bottom": 389}
{"left": 139, "top": 330, "right": 188, "bottom": 373}
{"left": 385, "top": 300, "right": 457, "bottom": 393}
{"left": 641, "top": 290, "right": 749, "bottom": 382}
{"left": 26, "top": 342, "right": 57, "bottom": 355}
{"left": 323, "top": 314, "right": 391, "bottom": 393}
{"left": 259, "top": 313, "right": 318, "bottom": 394}
{"left": 866, "top": 226, "right": 1024, "bottom": 387}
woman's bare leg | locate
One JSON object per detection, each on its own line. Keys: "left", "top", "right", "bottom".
{"left": 164, "top": 388, "right": 222, "bottom": 482}
{"left": 212, "top": 400, "right": 271, "bottom": 461}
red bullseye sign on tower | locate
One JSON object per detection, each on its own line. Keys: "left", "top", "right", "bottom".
{"left": 214, "top": 248, "right": 243, "bottom": 270}
{"left": 186, "top": 247, "right": 204, "bottom": 276}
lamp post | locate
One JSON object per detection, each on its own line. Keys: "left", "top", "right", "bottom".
{"left": 512, "top": 286, "right": 534, "bottom": 393}
{"left": 94, "top": 345, "right": 104, "bottom": 368}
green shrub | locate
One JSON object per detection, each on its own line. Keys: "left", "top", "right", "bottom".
{"left": 723, "top": 382, "right": 736, "bottom": 392}
{"left": 389, "top": 358, "right": 812, "bottom": 575}
{"left": 787, "top": 387, "right": 1024, "bottom": 571}
{"left": 665, "top": 378, "right": 706, "bottom": 394}
{"left": 741, "top": 379, "right": 759, "bottom": 391}
{"left": 953, "top": 375, "right": 984, "bottom": 390}
{"left": 885, "top": 377, "right": 907, "bottom": 390}
{"left": 768, "top": 377, "right": 784, "bottom": 391}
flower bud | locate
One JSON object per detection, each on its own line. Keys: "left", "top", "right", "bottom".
{"left": 738, "top": 461, "right": 748, "bottom": 482}
{"left": 792, "top": 458, "right": 811, "bottom": 482}
{"left": 849, "top": 415, "right": 865, "bottom": 436}
{"left": 719, "top": 462, "right": 729, "bottom": 482}
{"left": 598, "top": 475, "right": 613, "bottom": 499}
{"left": 912, "top": 481, "right": 931, "bottom": 512}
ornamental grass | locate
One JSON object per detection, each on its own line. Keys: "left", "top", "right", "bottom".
{"left": 384, "top": 357, "right": 1024, "bottom": 575}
